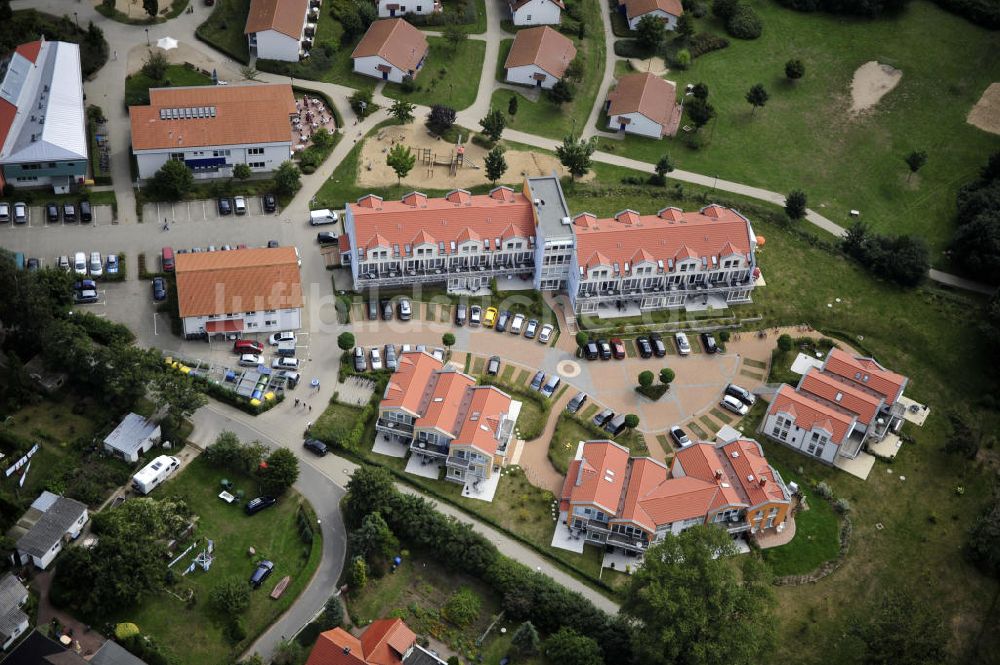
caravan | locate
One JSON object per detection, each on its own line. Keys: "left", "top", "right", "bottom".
{"left": 132, "top": 455, "right": 180, "bottom": 495}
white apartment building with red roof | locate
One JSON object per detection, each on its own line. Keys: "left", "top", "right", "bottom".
{"left": 556, "top": 438, "right": 790, "bottom": 561}
{"left": 762, "top": 347, "right": 909, "bottom": 467}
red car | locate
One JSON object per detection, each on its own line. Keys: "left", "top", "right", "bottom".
{"left": 233, "top": 339, "right": 264, "bottom": 355}
{"left": 610, "top": 337, "right": 626, "bottom": 359}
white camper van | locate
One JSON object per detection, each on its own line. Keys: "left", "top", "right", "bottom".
{"left": 132, "top": 455, "right": 180, "bottom": 495}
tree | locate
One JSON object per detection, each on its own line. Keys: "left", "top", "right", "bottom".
{"left": 674, "top": 49, "right": 692, "bottom": 70}
{"left": 480, "top": 108, "right": 506, "bottom": 142}
{"left": 676, "top": 13, "right": 695, "bottom": 40}
{"left": 575, "top": 332, "right": 589, "bottom": 349}
{"left": 692, "top": 82, "right": 709, "bottom": 100}
{"left": 337, "top": 332, "right": 356, "bottom": 351}
{"left": 951, "top": 210, "right": 1000, "bottom": 284}
{"left": 141, "top": 50, "right": 169, "bottom": 81}
{"left": 274, "top": 160, "right": 302, "bottom": 197}
{"left": 272, "top": 640, "right": 304, "bottom": 665}
{"left": 350, "top": 556, "right": 368, "bottom": 590}
{"left": 635, "top": 15, "right": 666, "bottom": 51}
{"left": 727, "top": 4, "right": 763, "bottom": 40}
{"left": 685, "top": 98, "right": 716, "bottom": 130}
{"left": 240, "top": 65, "right": 259, "bottom": 81}
{"left": 785, "top": 189, "right": 807, "bottom": 220}
{"left": 484, "top": 146, "right": 508, "bottom": 184}
{"left": 511, "top": 621, "right": 540, "bottom": 656}
{"left": 349, "top": 511, "right": 399, "bottom": 562}
{"left": 905, "top": 150, "right": 928, "bottom": 181}
{"left": 444, "top": 24, "right": 468, "bottom": 49}
{"left": 508, "top": 94, "right": 518, "bottom": 116}
{"left": 0, "top": 1, "right": 11, "bottom": 21}
{"left": 233, "top": 163, "right": 252, "bottom": 181}
{"left": 426, "top": 105, "right": 457, "bottom": 135}
{"left": 848, "top": 589, "right": 948, "bottom": 665}
{"left": 548, "top": 79, "right": 575, "bottom": 104}
{"left": 638, "top": 371, "right": 654, "bottom": 388}
{"left": 442, "top": 332, "right": 456, "bottom": 349}
{"left": 712, "top": 0, "right": 740, "bottom": 20}
{"left": 966, "top": 493, "right": 1000, "bottom": 578}
{"left": 142, "top": 0, "right": 158, "bottom": 15}
{"left": 624, "top": 414, "right": 640, "bottom": 431}
{"left": 785, "top": 58, "right": 805, "bottom": 80}
{"left": 312, "top": 127, "right": 335, "bottom": 150}
{"left": 322, "top": 597, "right": 344, "bottom": 629}
{"left": 349, "top": 89, "right": 374, "bottom": 118}
{"left": 257, "top": 448, "right": 299, "bottom": 496}
{"left": 556, "top": 134, "right": 596, "bottom": 181}
{"left": 659, "top": 367, "right": 675, "bottom": 385}
{"left": 543, "top": 628, "right": 603, "bottom": 665}
{"left": 443, "top": 587, "right": 481, "bottom": 627}
{"left": 211, "top": 576, "right": 251, "bottom": 614}
{"left": 150, "top": 159, "right": 193, "bottom": 201}
{"left": 344, "top": 466, "right": 396, "bottom": 528}
{"left": 151, "top": 370, "right": 207, "bottom": 434}
{"left": 386, "top": 144, "right": 416, "bottom": 184}
{"left": 623, "top": 526, "right": 775, "bottom": 665}
{"left": 389, "top": 99, "right": 415, "bottom": 124}
{"left": 777, "top": 333, "right": 793, "bottom": 352}
{"left": 746, "top": 83, "right": 769, "bottom": 115}
{"left": 655, "top": 154, "right": 675, "bottom": 177}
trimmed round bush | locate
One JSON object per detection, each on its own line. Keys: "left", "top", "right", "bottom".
{"left": 727, "top": 5, "right": 763, "bottom": 39}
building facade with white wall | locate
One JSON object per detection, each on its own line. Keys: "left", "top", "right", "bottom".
{"left": 245, "top": 0, "right": 311, "bottom": 62}
{"left": 508, "top": 0, "right": 564, "bottom": 25}
{"left": 351, "top": 19, "right": 429, "bottom": 83}
{"left": 377, "top": 0, "right": 443, "bottom": 17}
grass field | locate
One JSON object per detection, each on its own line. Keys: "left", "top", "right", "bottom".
{"left": 118, "top": 457, "right": 322, "bottom": 665}
{"left": 195, "top": 0, "right": 251, "bottom": 62}
{"left": 594, "top": 1, "right": 1000, "bottom": 259}
{"left": 383, "top": 38, "right": 486, "bottom": 111}
{"left": 548, "top": 413, "right": 646, "bottom": 474}
{"left": 124, "top": 64, "right": 213, "bottom": 107}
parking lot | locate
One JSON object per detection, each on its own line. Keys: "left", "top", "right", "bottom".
{"left": 0, "top": 203, "right": 114, "bottom": 230}
{"left": 142, "top": 195, "right": 278, "bottom": 226}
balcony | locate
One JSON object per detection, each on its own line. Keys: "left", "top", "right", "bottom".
{"left": 445, "top": 455, "right": 472, "bottom": 470}
{"left": 411, "top": 439, "right": 449, "bottom": 457}
{"left": 375, "top": 418, "right": 414, "bottom": 438}
{"left": 606, "top": 534, "right": 649, "bottom": 551}
{"left": 359, "top": 260, "right": 535, "bottom": 288}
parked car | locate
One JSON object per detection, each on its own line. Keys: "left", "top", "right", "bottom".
{"left": 495, "top": 309, "right": 510, "bottom": 333}
{"left": 304, "top": 439, "right": 328, "bottom": 456}
{"left": 611, "top": 338, "right": 626, "bottom": 359}
{"left": 74, "top": 289, "right": 98, "bottom": 304}
{"left": 584, "top": 340, "right": 599, "bottom": 360}
{"left": 57, "top": 255, "right": 70, "bottom": 272}
{"left": 650, "top": 332, "right": 667, "bottom": 357}
{"left": 46, "top": 202, "right": 59, "bottom": 223}
{"left": 272, "top": 357, "right": 299, "bottom": 370}
{"left": 73, "top": 251, "right": 87, "bottom": 275}
{"left": 263, "top": 193, "right": 277, "bottom": 213}
{"left": 509, "top": 313, "right": 525, "bottom": 335}
{"left": 267, "top": 240, "right": 279, "bottom": 248}
{"left": 368, "top": 299, "right": 378, "bottom": 321}
{"left": 276, "top": 370, "right": 300, "bottom": 388}
{"left": 233, "top": 196, "right": 247, "bottom": 215}
{"left": 316, "top": 231, "right": 338, "bottom": 244}
{"left": 604, "top": 414, "right": 627, "bottom": 436}
{"left": 636, "top": 336, "right": 653, "bottom": 358}
{"left": 432, "top": 347, "right": 445, "bottom": 362}
{"left": 455, "top": 303, "right": 467, "bottom": 326}
{"left": 218, "top": 197, "right": 232, "bottom": 215}
{"left": 524, "top": 319, "right": 539, "bottom": 339}
{"left": 469, "top": 305, "right": 482, "bottom": 326}
{"left": 398, "top": 298, "right": 412, "bottom": 321}
{"left": 74, "top": 278, "right": 97, "bottom": 292}
{"left": 567, "top": 391, "right": 588, "bottom": 413}
{"left": 530, "top": 370, "right": 545, "bottom": 391}
{"left": 381, "top": 299, "right": 393, "bottom": 320}
{"left": 246, "top": 496, "right": 277, "bottom": 515}
{"left": 725, "top": 383, "right": 757, "bottom": 406}
{"left": 484, "top": 307, "right": 498, "bottom": 328}
{"left": 721, "top": 395, "right": 750, "bottom": 416}
{"left": 384, "top": 344, "right": 398, "bottom": 371}
{"left": 486, "top": 355, "right": 501, "bottom": 376}
{"left": 249, "top": 560, "right": 274, "bottom": 588}
{"left": 0, "top": 202, "right": 9, "bottom": 222}
{"left": 89, "top": 251, "right": 103, "bottom": 277}
{"left": 538, "top": 324, "right": 553, "bottom": 344}
{"left": 79, "top": 200, "right": 92, "bottom": 223}
{"left": 269, "top": 331, "right": 295, "bottom": 345}
{"left": 669, "top": 426, "right": 691, "bottom": 448}
{"left": 541, "top": 374, "right": 561, "bottom": 398}
{"left": 675, "top": 332, "right": 691, "bottom": 356}
{"left": 353, "top": 346, "right": 367, "bottom": 371}
{"left": 238, "top": 353, "right": 262, "bottom": 367}
{"left": 233, "top": 340, "right": 263, "bottom": 354}
{"left": 598, "top": 339, "right": 612, "bottom": 360}
{"left": 701, "top": 332, "right": 718, "bottom": 354}
{"left": 369, "top": 347, "right": 383, "bottom": 371}
{"left": 592, "top": 408, "right": 614, "bottom": 427}
{"left": 106, "top": 254, "right": 119, "bottom": 275}
{"left": 161, "top": 247, "right": 175, "bottom": 272}
{"left": 152, "top": 277, "right": 167, "bottom": 301}
{"left": 62, "top": 203, "right": 76, "bottom": 222}
{"left": 13, "top": 202, "right": 27, "bottom": 224}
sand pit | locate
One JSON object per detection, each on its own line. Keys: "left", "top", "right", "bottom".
{"left": 627, "top": 57, "right": 669, "bottom": 77}
{"left": 851, "top": 61, "right": 902, "bottom": 113}
{"left": 357, "top": 123, "right": 593, "bottom": 189}
{"left": 968, "top": 83, "right": 1000, "bottom": 135}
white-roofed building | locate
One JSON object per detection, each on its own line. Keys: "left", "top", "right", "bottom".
{"left": 103, "top": 413, "right": 161, "bottom": 463}
{"left": 0, "top": 38, "right": 87, "bottom": 193}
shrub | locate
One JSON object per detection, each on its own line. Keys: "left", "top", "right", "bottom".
{"left": 225, "top": 617, "right": 248, "bottom": 643}
{"left": 815, "top": 481, "right": 833, "bottom": 499}
{"left": 443, "top": 587, "right": 481, "bottom": 627}
{"left": 349, "top": 89, "right": 375, "bottom": 118}
{"left": 400, "top": 75, "right": 416, "bottom": 93}
{"left": 210, "top": 576, "right": 251, "bottom": 614}
{"left": 835, "top": 498, "right": 852, "bottom": 514}
{"left": 777, "top": 334, "right": 793, "bottom": 352}
{"left": 688, "top": 33, "right": 730, "bottom": 58}
{"left": 727, "top": 5, "right": 763, "bottom": 39}
{"left": 638, "top": 370, "right": 655, "bottom": 388}
{"left": 673, "top": 49, "right": 692, "bottom": 69}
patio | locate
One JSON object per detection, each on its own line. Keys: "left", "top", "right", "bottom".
{"left": 291, "top": 94, "right": 337, "bottom": 154}
{"left": 898, "top": 396, "right": 931, "bottom": 426}
{"left": 550, "top": 511, "right": 586, "bottom": 554}
{"left": 405, "top": 455, "right": 443, "bottom": 480}
{"left": 372, "top": 437, "right": 409, "bottom": 458}
{"left": 833, "top": 450, "right": 876, "bottom": 480}
{"left": 602, "top": 548, "right": 642, "bottom": 573}
{"left": 869, "top": 432, "right": 902, "bottom": 459}
{"left": 460, "top": 471, "right": 501, "bottom": 503}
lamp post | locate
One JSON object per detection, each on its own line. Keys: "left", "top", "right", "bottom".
{"left": 73, "top": 12, "right": 79, "bottom": 29}
{"left": 145, "top": 28, "right": 150, "bottom": 47}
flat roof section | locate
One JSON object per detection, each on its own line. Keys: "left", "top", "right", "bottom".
{"left": 526, "top": 174, "right": 571, "bottom": 239}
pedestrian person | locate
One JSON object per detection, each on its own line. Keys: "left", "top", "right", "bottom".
{"left": 309, "top": 404, "right": 312, "bottom": 412}
{"left": 113, "top": 50, "right": 117, "bottom": 61}
{"left": 294, "top": 398, "right": 299, "bottom": 407}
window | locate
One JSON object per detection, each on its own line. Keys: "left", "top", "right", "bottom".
{"left": 248, "top": 147, "right": 264, "bottom": 155}
{"left": 248, "top": 161, "right": 265, "bottom": 169}
{"left": 16, "top": 176, "right": 38, "bottom": 182}
{"left": 213, "top": 149, "right": 231, "bottom": 157}
{"left": 169, "top": 152, "right": 184, "bottom": 162}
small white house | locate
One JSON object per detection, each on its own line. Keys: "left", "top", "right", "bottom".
{"left": 504, "top": 26, "right": 577, "bottom": 90}
{"left": 132, "top": 455, "right": 181, "bottom": 495}
{"left": 508, "top": 0, "right": 564, "bottom": 26}
{"left": 352, "top": 19, "right": 429, "bottom": 83}
{"left": 377, "top": 0, "right": 442, "bottom": 18}
{"left": 0, "top": 573, "right": 29, "bottom": 650}
{"left": 619, "top": 0, "right": 683, "bottom": 31}
{"left": 605, "top": 72, "right": 680, "bottom": 139}
{"left": 14, "top": 492, "right": 88, "bottom": 570}
{"left": 245, "top": 0, "right": 310, "bottom": 62}
{"left": 103, "top": 413, "right": 161, "bottom": 464}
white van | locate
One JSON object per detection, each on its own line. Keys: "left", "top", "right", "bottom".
{"left": 132, "top": 455, "right": 180, "bottom": 495}
{"left": 309, "top": 209, "right": 338, "bottom": 226}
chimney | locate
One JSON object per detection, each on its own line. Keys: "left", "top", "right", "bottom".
{"left": 759, "top": 477, "right": 767, "bottom": 487}
{"left": 714, "top": 469, "right": 722, "bottom": 480}
{"left": 342, "top": 646, "right": 351, "bottom": 655}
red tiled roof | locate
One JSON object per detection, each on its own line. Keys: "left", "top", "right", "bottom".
{"left": 606, "top": 72, "right": 677, "bottom": 134}
{"left": 14, "top": 41, "right": 41, "bottom": 64}
{"left": 351, "top": 19, "right": 429, "bottom": 73}
{"left": 822, "top": 348, "right": 907, "bottom": 405}
{"left": 174, "top": 247, "right": 302, "bottom": 319}
{"left": 130, "top": 84, "right": 296, "bottom": 151}
{"left": 0, "top": 100, "right": 17, "bottom": 162}
{"left": 350, "top": 187, "right": 535, "bottom": 254}
{"left": 617, "top": 456, "right": 669, "bottom": 531}
{"left": 621, "top": 0, "right": 683, "bottom": 20}
{"left": 720, "top": 440, "right": 788, "bottom": 507}
{"left": 245, "top": 0, "right": 308, "bottom": 39}
{"left": 769, "top": 384, "right": 856, "bottom": 444}
{"left": 674, "top": 444, "right": 743, "bottom": 507}
{"left": 305, "top": 619, "right": 415, "bottom": 665}
{"left": 562, "top": 441, "right": 630, "bottom": 514}
{"left": 381, "top": 351, "right": 444, "bottom": 416}
{"left": 453, "top": 386, "right": 514, "bottom": 457}
{"left": 799, "top": 368, "right": 883, "bottom": 425}
{"left": 632, "top": 475, "right": 722, "bottom": 527}
{"left": 504, "top": 27, "right": 577, "bottom": 79}
{"left": 572, "top": 205, "right": 753, "bottom": 271}
{"left": 305, "top": 628, "right": 365, "bottom": 665}
{"left": 415, "top": 370, "right": 476, "bottom": 435}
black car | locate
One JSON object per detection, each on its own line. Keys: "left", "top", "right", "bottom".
{"left": 152, "top": 277, "right": 167, "bottom": 301}
{"left": 604, "top": 414, "right": 627, "bottom": 436}
{"left": 303, "top": 438, "right": 328, "bottom": 456}
{"left": 249, "top": 560, "right": 274, "bottom": 589}
{"left": 650, "top": 332, "right": 667, "bottom": 357}
{"left": 245, "top": 496, "right": 277, "bottom": 515}
{"left": 701, "top": 332, "right": 718, "bottom": 354}
{"left": 495, "top": 310, "right": 510, "bottom": 333}
{"left": 368, "top": 299, "right": 378, "bottom": 320}
{"left": 636, "top": 336, "right": 653, "bottom": 358}
{"left": 725, "top": 383, "right": 757, "bottom": 407}
{"left": 455, "top": 303, "right": 467, "bottom": 326}
{"left": 46, "top": 202, "right": 59, "bottom": 223}
{"left": 316, "top": 231, "right": 338, "bottom": 244}
{"left": 262, "top": 193, "right": 277, "bottom": 213}
{"left": 79, "top": 200, "right": 92, "bottom": 223}
{"left": 74, "top": 279, "right": 97, "bottom": 291}
{"left": 267, "top": 240, "right": 279, "bottom": 248}
{"left": 592, "top": 408, "right": 614, "bottom": 427}
{"left": 381, "top": 299, "right": 393, "bottom": 320}
{"left": 669, "top": 426, "right": 691, "bottom": 448}
{"left": 530, "top": 370, "right": 545, "bottom": 391}
{"left": 598, "top": 339, "right": 612, "bottom": 360}
{"left": 487, "top": 355, "right": 501, "bottom": 376}
{"left": 584, "top": 340, "right": 599, "bottom": 361}
{"left": 218, "top": 198, "right": 232, "bottom": 215}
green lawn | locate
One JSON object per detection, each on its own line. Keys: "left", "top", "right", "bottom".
{"left": 383, "top": 38, "right": 486, "bottom": 111}
{"left": 119, "top": 457, "right": 322, "bottom": 665}
{"left": 124, "top": 64, "right": 213, "bottom": 107}
{"left": 548, "top": 412, "right": 646, "bottom": 474}
{"left": 489, "top": 0, "right": 606, "bottom": 139}
{"left": 593, "top": 1, "right": 1000, "bottom": 259}
{"left": 195, "top": 0, "right": 251, "bottom": 62}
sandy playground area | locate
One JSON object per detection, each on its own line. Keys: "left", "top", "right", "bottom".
{"left": 968, "top": 83, "right": 1000, "bottom": 135}
{"left": 357, "top": 123, "right": 593, "bottom": 189}
{"left": 851, "top": 61, "right": 902, "bottom": 113}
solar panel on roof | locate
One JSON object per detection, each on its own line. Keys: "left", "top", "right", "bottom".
{"left": 159, "top": 109, "right": 167, "bottom": 119}
{"left": 210, "top": 107, "right": 216, "bottom": 117}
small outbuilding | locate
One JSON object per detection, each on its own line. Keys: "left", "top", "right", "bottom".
{"left": 12, "top": 491, "right": 88, "bottom": 570}
{"left": 102, "top": 413, "right": 161, "bottom": 463}
{"left": 504, "top": 26, "right": 577, "bottom": 90}
{"left": 351, "top": 19, "right": 429, "bottom": 83}
{"left": 0, "top": 573, "right": 29, "bottom": 651}
{"left": 605, "top": 72, "right": 681, "bottom": 138}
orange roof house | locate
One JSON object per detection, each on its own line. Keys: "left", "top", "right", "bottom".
{"left": 351, "top": 19, "right": 429, "bottom": 81}
{"left": 504, "top": 27, "right": 577, "bottom": 88}
{"left": 245, "top": 0, "right": 309, "bottom": 39}
{"left": 305, "top": 618, "right": 445, "bottom": 665}
{"left": 605, "top": 72, "right": 680, "bottom": 138}
{"left": 618, "top": 0, "right": 683, "bottom": 30}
